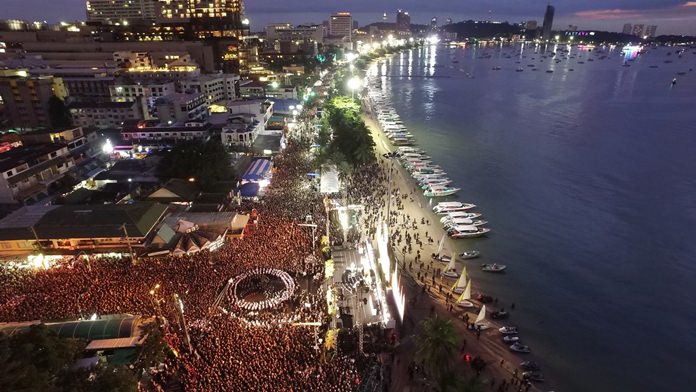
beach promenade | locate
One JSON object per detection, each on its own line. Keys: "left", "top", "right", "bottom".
{"left": 362, "top": 112, "right": 547, "bottom": 391}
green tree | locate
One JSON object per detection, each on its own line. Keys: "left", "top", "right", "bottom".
{"left": 0, "top": 324, "right": 84, "bottom": 391}
{"left": 414, "top": 316, "right": 458, "bottom": 389}
{"left": 48, "top": 95, "right": 72, "bottom": 128}
{"left": 158, "top": 139, "right": 233, "bottom": 191}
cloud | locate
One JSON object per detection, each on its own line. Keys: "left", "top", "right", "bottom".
{"left": 575, "top": 9, "right": 645, "bottom": 20}
{"left": 684, "top": 1, "right": 696, "bottom": 6}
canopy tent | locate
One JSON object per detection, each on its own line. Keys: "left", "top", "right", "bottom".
{"left": 242, "top": 158, "right": 273, "bottom": 182}
{"left": 239, "top": 182, "right": 260, "bottom": 198}
{"left": 320, "top": 165, "right": 340, "bottom": 194}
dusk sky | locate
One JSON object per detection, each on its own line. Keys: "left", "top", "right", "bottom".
{"left": 5, "top": 0, "right": 696, "bottom": 35}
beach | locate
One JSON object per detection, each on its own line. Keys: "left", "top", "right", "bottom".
{"left": 362, "top": 109, "right": 548, "bottom": 391}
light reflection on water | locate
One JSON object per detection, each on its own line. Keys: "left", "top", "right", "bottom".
{"left": 374, "top": 43, "right": 696, "bottom": 392}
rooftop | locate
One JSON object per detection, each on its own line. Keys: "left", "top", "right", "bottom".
{"left": 69, "top": 101, "right": 137, "bottom": 109}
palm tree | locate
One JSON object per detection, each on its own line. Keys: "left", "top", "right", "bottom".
{"left": 414, "top": 315, "right": 458, "bottom": 388}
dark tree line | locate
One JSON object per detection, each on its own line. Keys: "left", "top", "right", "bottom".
{"left": 318, "top": 96, "right": 375, "bottom": 170}
{"left": 157, "top": 139, "right": 234, "bottom": 191}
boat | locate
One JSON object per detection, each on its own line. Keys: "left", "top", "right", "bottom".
{"left": 491, "top": 310, "right": 509, "bottom": 320}
{"left": 424, "top": 186, "right": 460, "bottom": 198}
{"left": 481, "top": 263, "right": 506, "bottom": 272}
{"left": 503, "top": 335, "right": 520, "bottom": 343}
{"left": 473, "top": 304, "right": 489, "bottom": 330}
{"left": 499, "top": 326, "right": 519, "bottom": 335}
{"left": 444, "top": 219, "right": 488, "bottom": 228}
{"left": 420, "top": 179, "right": 452, "bottom": 189}
{"left": 441, "top": 257, "right": 459, "bottom": 278}
{"left": 448, "top": 225, "right": 490, "bottom": 238}
{"left": 456, "top": 280, "right": 475, "bottom": 308}
{"left": 433, "top": 202, "right": 476, "bottom": 214}
{"left": 451, "top": 267, "right": 468, "bottom": 293}
{"left": 522, "top": 371, "right": 545, "bottom": 382}
{"left": 520, "top": 361, "right": 541, "bottom": 371}
{"left": 459, "top": 250, "right": 480, "bottom": 259}
{"left": 509, "top": 342, "right": 531, "bottom": 353}
{"left": 440, "top": 212, "right": 481, "bottom": 223}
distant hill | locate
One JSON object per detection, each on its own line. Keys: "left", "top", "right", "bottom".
{"left": 443, "top": 20, "right": 522, "bottom": 39}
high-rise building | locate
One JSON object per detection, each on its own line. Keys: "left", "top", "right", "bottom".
{"left": 0, "top": 73, "right": 60, "bottom": 129}
{"left": 446, "top": 17, "right": 452, "bottom": 25}
{"left": 541, "top": 4, "right": 555, "bottom": 41}
{"left": 158, "top": 0, "right": 243, "bottom": 19}
{"left": 86, "top": 0, "right": 160, "bottom": 23}
{"left": 396, "top": 9, "right": 411, "bottom": 33}
{"left": 622, "top": 23, "right": 633, "bottom": 35}
{"left": 329, "top": 12, "right": 352, "bottom": 40}
{"left": 430, "top": 17, "right": 438, "bottom": 29}
{"left": 645, "top": 25, "right": 658, "bottom": 38}
{"left": 382, "top": 12, "right": 387, "bottom": 22}
{"left": 632, "top": 24, "right": 644, "bottom": 37}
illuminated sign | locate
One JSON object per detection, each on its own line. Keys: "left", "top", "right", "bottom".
{"left": 565, "top": 31, "right": 596, "bottom": 37}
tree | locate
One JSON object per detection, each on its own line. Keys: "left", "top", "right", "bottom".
{"left": 414, "top": 315, "right": 458, "bottom": 387}
{"left": 0, "top": 324, "right": 83, "bottom": 391}
{"left": 470, "top": 356, "right": 487, "bottom": 376}
{"left": 48, "top": 95, "right": 72, "bottom": 128}
{"left": 157, "top": 139, "right": 233, "bottom": 190}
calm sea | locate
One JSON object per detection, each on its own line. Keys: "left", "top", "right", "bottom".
{"left": 375, "top": 43, "right": 696, "bottom": 391}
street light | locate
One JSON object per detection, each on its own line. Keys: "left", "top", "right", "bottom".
{"left": 347, "top": 76, "right": 362, "bottom": 100}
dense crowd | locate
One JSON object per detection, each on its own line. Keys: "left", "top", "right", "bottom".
{"left": 0, "top": 135, "right": 368, "bottom": 391}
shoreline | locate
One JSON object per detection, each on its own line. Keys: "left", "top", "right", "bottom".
{"left": 360, "top": 69, "right": 552, "bottom": 389}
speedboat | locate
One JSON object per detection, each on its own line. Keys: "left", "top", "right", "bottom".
{"left": 481, "top": 263, "right": 506, "bottom": 272}
{"left": 433, "top": 202, "right": 476, "bottom": 214}
{"left": 448, "top": 226, "right": 490, "bottom": 238}
{"left": 424, "top": 186, "right": 460, "bottom": 198}
{"left": 444, "top": 219, "right": 488, "bottom": 228}
{"left": 440, "top": 212, "right": 481, "bottom": 223}
{"left": 503, "top": 335, "right": 520, "bottom": 343}
{"left": 522, "top": 371, "right": 545, "bottom": 382}
{"left": 509, "top": 342, "right": 531, "bottom": 353}
{"left": 432, "top": 254, "right": 452, "bottom": 262}
{"left": 520, "top": 361, "right": 541, "bottom": 371}
{"left": 499, "top": 326, "right": 518, "bottom": 335}
{"left": 420, "top": 179, "right": 452, "bottom": 189}
{"left": 459, "top": 250, "right": 480, "bottom": 259}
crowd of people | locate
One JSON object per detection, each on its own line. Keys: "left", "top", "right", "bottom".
{"left": 0, "top": 131, "right": 370, "bottom": 390}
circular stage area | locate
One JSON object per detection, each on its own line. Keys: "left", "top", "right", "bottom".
{"left": 228, "top": 268, "right": 296, "bottom": 311}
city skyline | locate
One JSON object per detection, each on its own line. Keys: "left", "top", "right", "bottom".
{"left": 3, "top": 0, "right": 696, "bottom": 35}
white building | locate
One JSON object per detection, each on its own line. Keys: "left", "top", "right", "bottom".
{"left": 155, "top": 92, "right": 209, "bottom": 124}
{"left": 221, "top": 114, "right": 264, "bottom": 147}
{"left": 69, "top": 101, "right": 143, "bottom": 129}
{"left": 110, "top": 78, "right": 176, "bottom": 119}
{"left": 180, "top": 73, "right": 239, "bottom": 105}
{"left": 265, "top": 23, "right": 326, "bottom": 43}
{"left": 0, "top": 144, "right": 75, "bottom": 204}
{"left": 121, "top": 122, "right": 211, "bottom": 143}
{"left": 329, "top": 12, "right": 352, "bottom": 40}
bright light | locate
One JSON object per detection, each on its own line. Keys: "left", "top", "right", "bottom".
{"left": 296, "top": 104, "right": 303, "bottom": 110}
{"left": 242, "top": 18, "right": 250, "bottom": 26}
{"left": 270, "top": 81, "right": 279, "bottom": 89}
{"left": 345, "top": 52, "right": 358, "bottom": 62}
{"left": 101, "top": 139, "right": 114, "bottom": 154}
{"left": 259, "top": 179, "right": 270, "bottom": 188}
{"left": 90, "top": 313, "right": 98, "bottom": 321}
{"left": 188, "top": 177, "right": 195, "bottom": 182}
{"left": 292, "top": 109, "right": 298, "bottom": 116}
{"left": 347, "top": 76, "right": 362, "bottom": 91}
{"left": 427, "top": 35, "right": 440, "bottom": 45}
{"left": 555, "top": 35, "right": 560, "bottom": 41}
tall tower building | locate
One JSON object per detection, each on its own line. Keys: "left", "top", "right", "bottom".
{"left": 396, "top": 9, "right": 411, "bottom": 33}
{"left": 329, "top": 12, "right": 353, "bottom": 40}
{"left": 541, "top": 4, "right": 555, "bottom": 41}
{"left": 632, "top": 24, "right": 644, "bottom": 37}
{"left": 430, "top": 17, "right": 437, "bottom": 30}
{"left": 645, "top": 25, "right": 658, "bottom": 38}
{"left": 86, "top": 0, "right": 160, "bottom": 23}
{"left": 622, "top": 23, "right": 633, "bottom": 35}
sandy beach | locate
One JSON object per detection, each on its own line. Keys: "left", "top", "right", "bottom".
{"left": 362, "top": 110, "right": 547, "bottom": 391}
